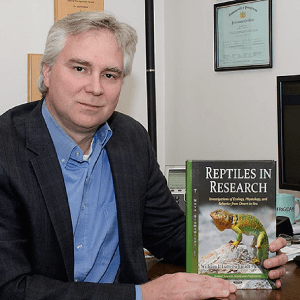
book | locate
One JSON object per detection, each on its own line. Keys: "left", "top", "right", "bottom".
{"left": 186, "top": 160, "right": 276, "bottom": 289}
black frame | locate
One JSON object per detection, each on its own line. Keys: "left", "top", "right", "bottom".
{"left": 277, "top": 75, "right": 300, "bottom": 191}
{"left": 214, "top": 0, "right": 272, "bottom": 71}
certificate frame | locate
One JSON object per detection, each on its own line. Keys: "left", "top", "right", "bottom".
{"left": 54, "top": 0, "right": 104, "bottom": 22}
{"left": 214, "top": 0, "right": 272, "bottom": 71}
{"left": 28, "top": 54, "right": 43, "bottom": 102}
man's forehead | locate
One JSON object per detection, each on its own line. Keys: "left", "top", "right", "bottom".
{"left": 66, "top": 29, "right": 120, "bottom": 47}
{"left": 58, "top": 30, "right": 122, "bottom": 61}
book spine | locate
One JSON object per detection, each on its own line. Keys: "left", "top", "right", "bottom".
{"left": 186, "top": 160, "right": 199, "bottom": 273}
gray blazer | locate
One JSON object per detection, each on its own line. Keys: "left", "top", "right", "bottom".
{"left": 0, "top": 100, "right": 185, "bottom": 300}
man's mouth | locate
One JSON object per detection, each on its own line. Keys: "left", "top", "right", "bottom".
{"left": 79, "top": 102, "right": 102, "bottom": 109}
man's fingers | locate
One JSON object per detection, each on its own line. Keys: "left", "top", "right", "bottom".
{"left": 141, "top": 273, "right": 237, "bottom": 300}
{"left": 264, "top": 253, "right": 288, "bottom": 269}
{"left": 186, "top": 274, "right": 237, "bottom": 299}
{"left": 268, "top": 266, "right": 287, "bottom": 280}
{"left": 269, "top": 237, "right": 287, "bottom": 252}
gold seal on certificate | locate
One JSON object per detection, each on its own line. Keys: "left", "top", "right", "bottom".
{"left": 214, "top": 0, "right": 272, "bottom": 71}
{"left": 54, "top": 0, "right": 104, "bottom": 22}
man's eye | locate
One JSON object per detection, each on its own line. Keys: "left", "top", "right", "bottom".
{"left": 74, "top": 66, "right": 85, "bottom": 72}
{"left": 104, "top": 73, "right": 115, "bottom": 79}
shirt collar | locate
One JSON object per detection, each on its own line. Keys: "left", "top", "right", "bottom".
{"left": 42, "top": 100, "right": 112, "bottom": 168}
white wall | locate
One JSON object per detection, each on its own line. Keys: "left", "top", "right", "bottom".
{"left": 0, "top": 1, "right": 54, "bottom": 112}
{"left": 164, "top": 0, "right": 300, "bottom": 172}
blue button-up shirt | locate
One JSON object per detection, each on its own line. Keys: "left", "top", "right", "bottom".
{"left": 42, "top": 102, "right": 119, "bottom": 283}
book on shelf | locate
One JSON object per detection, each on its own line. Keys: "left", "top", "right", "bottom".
{"left": 186, "top": 160, "right": 276, "bottom": 289}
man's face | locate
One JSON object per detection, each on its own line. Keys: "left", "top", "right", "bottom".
{"left": 43, "top": 29, "right": 124, "bottom": 137}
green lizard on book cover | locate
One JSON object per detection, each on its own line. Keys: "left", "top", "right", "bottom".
{"left": 186, "top": 160, "right": 276, "bottom": 289}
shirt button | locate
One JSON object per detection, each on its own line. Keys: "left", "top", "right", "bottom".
{"left": 75, "top": 151, "right": 80, "bottom": 157}
{"left": 74, "top": 279, "right": 79, "bottom": 282}
{"left": 61, "top": 158, "right": 65, "bottom": 163}
{"left": 77, "top": 243, "right": 83, "bottom": 250}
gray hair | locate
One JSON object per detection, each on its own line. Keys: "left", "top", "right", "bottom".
{"left": 37, "top": 11, "right": 138, "bottom": 96}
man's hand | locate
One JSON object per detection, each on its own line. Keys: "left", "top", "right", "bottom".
{"left": 141, "top": 273, "right": 237, "bottom": 300}
{"left": 263, "top": 237, "right": 288, "bottom": 289}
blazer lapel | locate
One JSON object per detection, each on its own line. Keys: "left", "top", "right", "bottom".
{"left": 25, "top": 101, "right": 74, "bottom": 281}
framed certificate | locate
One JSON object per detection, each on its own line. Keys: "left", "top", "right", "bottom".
{"left": 54, "top": 0, "right": 104, "bottom": 22}
{"left": 214, "top": 0, "right": 272, "bottom": 71}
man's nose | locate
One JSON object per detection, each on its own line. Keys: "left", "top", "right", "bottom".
{"left": 85, "top": 75, "right": 104, "bottom": 96}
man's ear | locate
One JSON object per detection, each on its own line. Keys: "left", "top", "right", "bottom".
{"left": 42, "top": 64, "right": 51, "bottom": 88}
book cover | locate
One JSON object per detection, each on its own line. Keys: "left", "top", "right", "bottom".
{"left": 186, "top": 160, "right": 276, "bottom": 289}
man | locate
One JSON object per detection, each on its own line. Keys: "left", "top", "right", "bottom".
{"left": 0, "top": 11, "right": 287, "bottom": 300}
